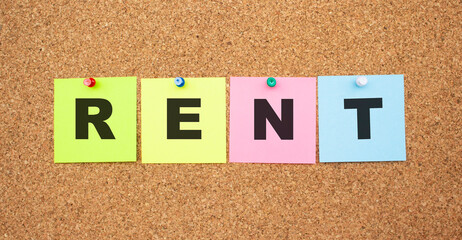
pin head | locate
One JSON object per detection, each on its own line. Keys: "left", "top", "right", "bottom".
{"left": 175, "top": 77, "right": 185, "bottom": 87}
{"left": 83, "top": 78, "right": 96, "bottom": 87}
{"left": 267, "top": 77, "right": 276, "bottom": 87}
{"left": 356, "top": 76, "right": 368, "bottom": 87}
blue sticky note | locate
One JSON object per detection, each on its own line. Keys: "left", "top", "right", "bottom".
{"left": 318, "top": 75, "right": 406, "bottom": 162}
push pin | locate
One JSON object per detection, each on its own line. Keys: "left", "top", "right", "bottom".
{"left": 175, "top": 77, "right": 185, "bottom": 87}
{"left": 267, "top": 77, "right": 276, "bottom": 87}
{"left": 83, "top": 78, "right": 96, "bottom": 87}
{"left": 356, "top": 76, "right": 368, "bottom": 87}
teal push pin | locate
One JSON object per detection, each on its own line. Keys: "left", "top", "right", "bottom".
{"left": 175, "top": 77, "right": 185, "bottom": 87}
{"left": 267, "top": 77, "right": 276, "bottom": 87}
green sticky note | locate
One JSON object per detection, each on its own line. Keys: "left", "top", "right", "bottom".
{"left": 141, "top": 78, "right": 226, "bottom": 163}
{"left": 54, "top": 77, "right": 137, "bottom": 163}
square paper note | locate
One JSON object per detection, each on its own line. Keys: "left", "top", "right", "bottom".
{"left": 318, "top": 75, "right": 406, "bottom": 162}
{"left": 229, "top": 77, "right": 316, "bottom": 164}
{"left": 141, "top": 78, "right": 226, "bottom": 163}
{"left": 54, "top": 77, "right": 137, "bottom": 163}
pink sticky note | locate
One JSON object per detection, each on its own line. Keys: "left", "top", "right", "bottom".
{"left": 230, "top": 77, "right": 317, "bottom": 164}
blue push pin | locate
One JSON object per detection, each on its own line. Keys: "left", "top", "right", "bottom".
{"left": 175, "top": 77, "right": 185, "bottom": 87}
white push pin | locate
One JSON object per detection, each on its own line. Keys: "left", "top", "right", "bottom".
{"left": 356, "top": 76, "right": 368, "bottom": 87}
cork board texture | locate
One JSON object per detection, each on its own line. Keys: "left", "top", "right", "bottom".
{"left": 1, "top": 1, "right": 461, "bottom": 239}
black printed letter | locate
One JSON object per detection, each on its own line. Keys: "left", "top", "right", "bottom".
{"left": 254, "top": 99, "right": 293, "bottom": 140}
{"left": 75, "top": 98, "right": 115, "bottom": 139}
{"left": 167, "top": 98, "right": 201, "bottom": 139}
{"left": 344, "top": 98, "right": 383, "bottom": 139}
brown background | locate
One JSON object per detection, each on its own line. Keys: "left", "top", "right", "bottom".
{"left": 1, "top": 0, "right": 461, "bottom": 239}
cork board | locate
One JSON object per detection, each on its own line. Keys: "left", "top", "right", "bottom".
{"left": 1, "top": 1, "right": 461, "bottom": 239}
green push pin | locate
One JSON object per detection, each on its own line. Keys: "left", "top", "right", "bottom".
{"left": 267, "top": 77, "right": 276, "bottom": 87}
